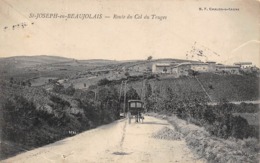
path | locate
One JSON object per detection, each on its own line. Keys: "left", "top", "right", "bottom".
{"left": 3, "top": 116, "right": 203, "bottom": 163}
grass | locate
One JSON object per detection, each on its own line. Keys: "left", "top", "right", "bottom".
{"left": 148, "top": 113, "right": 259, "bottom": 163}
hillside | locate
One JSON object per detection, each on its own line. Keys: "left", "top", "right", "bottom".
{"left": 0, "top": 56, "right": 259, "bottom": 161}
{"left": 0, "top": 56, "right": 119, "bottom": 81}
{"left": 0, "top": 80, "right": 120, "bottom": 159}
{"left": 197, "top": 73, "right": 259, "bottom": 102}
{"left": 1, "top": 55, "right": 258, "bottom": 102}
{"left": 0, "top": 55, "right": 74, "bottom": 68}
{"left": 121, "top": 73, "right": 259, "bottom": 103}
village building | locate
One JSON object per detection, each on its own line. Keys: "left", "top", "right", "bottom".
{"left": 174, "top": 62, "right": 191, "bottom": 77}
{"left": 190, "top": 63, "right": 209, "bottom": 72}
{"left": 215, "top": 65, "right": 240, "bottom": 74}
{"left": 206, "top": 61, "right": 217, "bottom": 72}
{"left": 152, "top": 60, "right": 243, "bottom": 77}
{"left": 152, "top": 63, "right": 172, "bottom": 74}
{"left": 234, "top": 62, "right": 253, "bottom": 69}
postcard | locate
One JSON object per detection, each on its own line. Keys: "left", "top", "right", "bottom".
{"left": 0, "top": 0, "right": 259, "bottom": 162}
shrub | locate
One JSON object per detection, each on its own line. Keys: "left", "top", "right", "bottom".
{"left": 230, "top": 116, "right": 251, "bottom": 139}
{"left": 53, "top": 83, "right": 64, "bottom": 93}
{"left": 166, "top": 115, "right": 259, "bottom": 163}
{"left": 49, "top": 95, "right": 71, "bottom": 108}
{"left": 65, "top": 84, "right": 75, "bottom": 96}
{"left": 97, "top": 78, "right": 111, "bottom": 86}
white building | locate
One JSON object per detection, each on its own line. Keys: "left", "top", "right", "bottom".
{"left": 234, "top": 62, "right": 253, "bottom": 69}
{"left": 152, "top": 63, "right": 171, "bottom": 74}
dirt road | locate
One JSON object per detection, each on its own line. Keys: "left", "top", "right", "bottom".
{"left": 3, "top": 116, "right": 203, "bottom": 163}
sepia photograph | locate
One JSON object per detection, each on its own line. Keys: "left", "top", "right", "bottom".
{"left": 0, "top": 0, "right": 259, "bottom": 162}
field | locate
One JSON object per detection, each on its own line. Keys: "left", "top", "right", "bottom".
{"left": 124, "top": 73, "right": 259, "bottom": 103}
{"left": 198, "top": 73, "right": 259, "bottom": 102}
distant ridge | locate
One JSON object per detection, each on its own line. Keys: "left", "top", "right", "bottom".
{"left": 0, "top": 55, "right": 204, "bottom": 70}
{"left": 0, "top": 55, "right": 74, "bottom": 69}
{"left": 0, "top": 55, "right": 73, "bottom": 61}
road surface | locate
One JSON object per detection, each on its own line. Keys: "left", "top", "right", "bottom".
{"left": 4, "top": 116, "right": 203, "bottom": 163}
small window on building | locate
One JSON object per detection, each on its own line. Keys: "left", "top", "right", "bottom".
{"left": 136, "top": 103, "right": 142, "bottom": 108}
{"left": 130, "top": 102, "right": 135, "bottom": 108}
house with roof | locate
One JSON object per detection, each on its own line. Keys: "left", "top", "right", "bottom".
{"left": 191, "top": 62, "right": 209, "bottom": 72}
{"left": 152, "top": 60, "right": 243, "bottom": 77}
{"left": 172, "top": 62, "right": 191, "bottom": 77}
{"left": 216, "top": 65, "right": 240, "bottom": 74}
{"left": 206, "top": 61, "right": 217, "bottom": 72}
{"left": 234, "top": 62, "right": 253, "bottom": 69}
{"left": 152, "top": 63, "right": 172, "bottom": 74}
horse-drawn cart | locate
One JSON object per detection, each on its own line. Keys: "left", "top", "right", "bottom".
{"left": 127, "top": 100, "right": 144, "bottom": 123}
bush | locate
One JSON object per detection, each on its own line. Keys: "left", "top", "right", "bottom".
{"left": 230, "top": 116, "right": 251, "bottom": 139}
{"left": 53, "top": 83, "right": 75, "bottom": 96}
{"left": 49, "top": 95, "right": 70, "bottom": 108}
{"left": 165, "top": 115, "right": 259, "bottom": 163}
{"left": 97, "top": 78, "right": 111, "bottom": 86}
{"left": 53, "top": 83, "right": 64, "bottom": 93}
{"left": 148, "top": 86, "right": 258, "bottom": 140}
{"left": 65, "top": 84, "right": 75, "bottom": 95}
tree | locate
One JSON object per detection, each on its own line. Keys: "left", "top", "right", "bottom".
{"left": 96, "top": 86, "right": 120, "bottom": 120}
{"left": 203, "top": 108, "right": 216, "bottom": 124}
{"left": 143, "top": 80, "right": 153, "bottom": 111}
{"left": 231, "top": 116, "right": 251, "bottom": 139}
{"left": 147, "top": 56, "right": 153, "bottom": 61}
{"left": 27, "top": 80, "right": 32, "bottom": 87}
{"left": 88, "top": 85, "right": 97, "bottom": 90}
{"left": 145, "top": 81, "right": 152, "bottom": 99}
{"left": 9, "top": 77, "right": 14, "bottom": 84}
{"left": 124, "top": 71, "right": 130, "bottom": 77}
{"left": 2, "top": 95, "right": 37, "bottom": 144}
{"left": 97, "top": 78, "right": 111, "bottom": 86}
{"left": 163, "top": 67, "right": 167, "bottom": 73}
{"left": 65, "top": 84, "right": 76, "bottom": 96}
{"left": 188, "top": 69, "right": 199, "bottom": 77}
{"left": 126, "top": 86, "right": 140, "bottom": 101}
{"left": 53, "top": 83, "right": 65, "bottom": 93}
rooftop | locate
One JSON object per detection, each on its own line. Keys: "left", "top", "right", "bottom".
{"left": 154, "top": 63, "right": 171, "bottom": 67}
{"left": 234, "top": 62, "right": 252, "bottom": 65}
{"left": 216, "top": 65, "right": 240, "bottom": 68}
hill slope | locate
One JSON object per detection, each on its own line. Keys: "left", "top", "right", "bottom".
{"left": 0, "top": 55, "right": 74, "bottom": 69}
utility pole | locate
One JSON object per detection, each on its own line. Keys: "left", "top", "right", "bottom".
{"left": 94, "top": 87, "right": 98, "bottom": 101}
{"left": 118, "top": 81, "right": 123, "bottom": 102}
{"left": 123, "top": 80, "right": 127, "bottom": 117}
{"left": 140, "top": 79, "right": 145, "bottom": 101}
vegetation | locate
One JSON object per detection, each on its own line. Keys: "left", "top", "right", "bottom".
{"left": 163, "top": 114, "right": 259, "bottom": 163}
{"left": 126, "top": 86, "right": 140, "bottom": 101}
{"left": 1, "top": 56, "right": 259, "bottom": 161}
{"left": 146, "top": 86, "right": 259, "bottom": 139}
{"left": 198, "top": 73, "right": 259, "bottom": 101}
{"left": 147, "top": 56, "right": 153, "bottom": 61}
{"left": 97, "top": 78, "right": 111, "bottom": 86}
{"left": 0, "top": 80, "right": 121, "bottom": 160}
{"left": 144, "top": 77, "right": 259, "bottom": 162}
{"left": 53, "top": 83, "right": 76, "bottom": 96}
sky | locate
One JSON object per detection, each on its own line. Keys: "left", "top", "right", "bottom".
{"left": 0, "top": 0, "right": 259, "bottom": 66}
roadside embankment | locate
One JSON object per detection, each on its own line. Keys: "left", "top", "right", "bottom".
{"left": 147, "top": 113, "right": 259, "bottom": 163}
